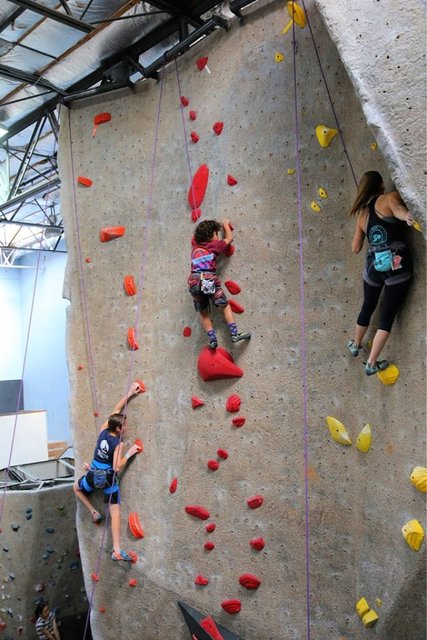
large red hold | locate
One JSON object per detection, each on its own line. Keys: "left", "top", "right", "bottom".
{"left": 226, "top": 394, "right": 241, "bottom": 413}
{"left": 221, "top": 599, "right": 241, "bottom": 614}
{"left": 185, "top": 505, "right": 210, "bottom": 520}
{"left": 239, "top": 573, "right": 261, "bottom": 590}
{"left": 188, "top": 164, "right": 209, "bottom": 209}
{"left": 198, "top": 347, "right": 243, "bottom": 382}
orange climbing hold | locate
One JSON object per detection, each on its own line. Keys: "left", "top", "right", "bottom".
{"left": 228, "top": 299, "right": 244, "bottom": 314}
{"left": 127, "top": 327, "right": 139, "bottom": 351}
{"left": 99, "top": 226, "right": 125, "bottom": 242}
{"left": 197, "top": 346, "right": 244, "bottom": 381}
{"left": 92, "top": 112, "right": 111, "bottom": 136}
{"left": 77, "top": 176, "right": 92, "bottom": 187}
{"left": 225, "top": 280, "right": 241, "bottom": 295}
{"left": 123, "top": 275, "right": 136, "bottom": 296}
{"left": 128, "top": 512, "right": 144, "bottom": 539}
{"left": 188, "top": 164, "right": 209, "bottom": 209}
{"left": 135, "top": 379, "right": 146, "bottom": 393}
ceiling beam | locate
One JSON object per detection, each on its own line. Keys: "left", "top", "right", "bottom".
{"left": 0, "top": 63, "right": 66, "bottom": 95}
{"left": 0, "top": 7, "right": 25, "bottom": 34}
{"left": 8, "top": 0, "right": 94, "bottom": 33}
{"left": 0, "top": 176, "right": 61, "bottom": 213}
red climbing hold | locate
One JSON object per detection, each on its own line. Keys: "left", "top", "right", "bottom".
{"left": 196, "top": 56, "right": 209, "bottom": 70}
{"left": 227, "top": 175, "right": 238, "bottom": 186}
{"left": 128, "top": 551, "right": 138, "bottom": 564}
{"left": 191, "top": 208, "right": 202, "bottom": 223}
{"left": 207, "top": 459, "right": 219, "bottom": 471}
{"left": 127, "top": 327, "right": 139, "bottom": 351}
{"left": 77, "top": 176, "right": 92, "bottom": 187}
{"left": 85, "top": 258, "right": 91, "bottom": 263}
{"left": 169, "top": 477, "right": 178, "bottom": 494}
{"left": 92, "top": 112, "right": 111, "bottom": 136}
{"left": 217, "top": 448, "right": 228, "bottom": 460}
{"left": 134, "top": 438, "right": 144, "bottom": 453}
{"left": 128, "top": 512, "right": 144, "bottom": 539}
{"left": 195, "top": 574, "right": 209, "bottom": 586}
{"left": 247, "top": 495, "right": 264, "bottom": 509}
{"left": 232, "top": 416, "right": 245, "bottom": 427}
{"left": 225, "top": 244, "right": 235, "bottom": 257}
{"left": 204, "top": 541, "right": 215, "bottom": 551}
{"left": 99, "top": 226, "right": 125, "bottom": 242}
{"left": 185, "top": 505, "right": 210, "bottom": 520}
{"left": 197, "top": 346, "right": 244, "bottom": 381}
{"left": 200, "top": 617, "right": 224, "bottom": 640}
{"left": 224, "top": 280, "right": 241, "bottom": 295}
{"left": 192, "top": 396, "right": 204, "bottom": 409}
{"left": 239, "top": 573, "right": 261, "bottom": 590}
{"left": 226, "top": 394, "right": 241, "bottom": 413}
{"left": 183, "top": 326, "right": 192, "bottom": 337}
{"left": 180, "top": 95, "right": 189, "bottom": 107}
{"left": 128, "top": 578, "right": 138, "bottom": 587}
{"left": 188, "top": 164, "right": 209, "bottom": 209}
{"left": 213, "top": 121, "right": 224, "bottom": 136}
{"left": 221, "top": 599, "right": 241, "bottom": 615}
{"left": 190, "top": 131, "right": 199, "bottom": 143}
{"left": 135, "top": 379, "right": 146, "bottom": 393}
{"left": 91, "top": 573, "right": 99, "bottom": 582}
{"left": 205, "top": 522, "right": 216, "bottom": 533}
{"left": 99, "top": 607, "right": 106, "bottom": 613}
{"left": 123, "top": 275, "right": 136, "bottom": 296}
{"left": 189, "top": 110, "right": 197, "bottom": 121}
{"left": 228, "top": 299, "right": 244, "bottom": 314}
{"left": 250, "top": 537, "right": 265, "bottom": 551}
{"left": 77, "top": 365, "right": 84, "bottom": 371}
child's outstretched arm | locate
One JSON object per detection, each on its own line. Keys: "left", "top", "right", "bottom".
{"left": 221, "top": 218, "right": 233, "bottom": 245}
{"left": 100, "top": 381, "right": 143, "bottom": 430}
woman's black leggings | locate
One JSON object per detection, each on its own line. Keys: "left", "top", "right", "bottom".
{"left": 357, "top": 279, "right": 411, "bottom": 332}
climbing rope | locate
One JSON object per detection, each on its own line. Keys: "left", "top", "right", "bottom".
{"left": 175, "top": 60, "right": 198, "bottom": 217}
{"left": 291, "top": 6, "right": 312, "bottom": 639}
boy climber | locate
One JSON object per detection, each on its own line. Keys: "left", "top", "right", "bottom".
{"left": 73, "top": 381, "right": 143, "bottom": 561}
{"left": 188, "top": 219, "right": 251, "bottom": 349}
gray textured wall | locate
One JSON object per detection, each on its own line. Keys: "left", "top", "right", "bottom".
{"left": 58, "top": 2, "right": 426, "bottom": 639}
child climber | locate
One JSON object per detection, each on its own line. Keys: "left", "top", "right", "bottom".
{"left": 188, "top": 219, "right": 251, "bottom": 349}
{"left": 73, "top": 381, "right": 143, "bottom": 561}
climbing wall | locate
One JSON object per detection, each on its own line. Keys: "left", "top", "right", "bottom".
{"left": 58, "top": 2, "right": 426, "bottom": 639}
{"left": 0, "top": 487, "right": 87, "bottom": 639}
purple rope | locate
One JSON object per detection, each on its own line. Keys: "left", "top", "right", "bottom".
{"left": 67, "top": 109, "right": 101, "bottom": 433}
{"left": 82, "top": 73, "right": 165, "bottom": 640}
{"left": 291, "top": 9, "right": 311, "bottom": 640}
{"left": 175, "top": 61, "right": 196, "bottom": 211}
{"left": 300, "top": 0, "right": 357, "bottom": 186}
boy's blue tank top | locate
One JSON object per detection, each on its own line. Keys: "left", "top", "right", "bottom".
{"left": 93, "top": 429, "right": 119, "bottom": 468}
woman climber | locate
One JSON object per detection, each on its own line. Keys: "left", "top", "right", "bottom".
{"left": 347, "top": 170, "right": 413, "bottom": 375}
{"left": 188, "top": 219, "right": 251, "bottom": 349}
{"left": 73, "top": 381, "right": 143, "bottom": 561}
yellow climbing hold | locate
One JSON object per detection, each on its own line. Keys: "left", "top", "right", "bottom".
{"left": 402, "top": 519, "right": 425, "bottom": 551}
{"left": 287, "top": 168, "right": 296, "bottom": 175}
{"left": 356, "top": 423, "right": 372, "bottom": 453}
{"left": 275, "top": 52, "right": 285, "bottom": 62}
{"left": 282, "top": 1, "right": 306, "bottom": 34}
{"left": 376, "top": 363, "right": 399, "bottom": 385}
{"left": 362, "top": 610, "right": 379, "bottom": 628}
{"left": 376, "top": 598, "right": 383, "bottom": 608}
{"left": 326, "top": 416, "right": 352, "bottom": 445}
{"left": 318, "top": 187, "right": 328, "bottom": 199}
{"left": 410, "top": 466, "right": 427, "bottom": 493}
{"left": 412, "top": 220, "right": 422, "bottom": 232}
{"left": 310, "top": 201, "right": 321, "bottom": 213}
{"left": 356, "top": 597, "right": 370, "bottom": 618}
{"left": 371, "top": 142, "right": 378, "bottom": 150}
{"left": 315, "top": 124, "right": 338, "bottom": 147}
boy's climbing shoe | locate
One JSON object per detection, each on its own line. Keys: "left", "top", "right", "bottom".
{"left": 209, "top": 338, "right": 218, "bottom": 349}
{"left": 364, "top": 360, "right": 390, "bottom": 376}
{"left": 231, "top": 331, "right": 251, "bottom": 343}
{"left": 347, "top": 340, "right": 361, "bottom": 357}
{"left": 111, "top": 549, "right": 133, "bottom": 562}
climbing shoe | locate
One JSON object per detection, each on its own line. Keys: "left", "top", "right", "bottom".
{"left": 364, "top": 360, "right": 390, "bottom": 376}
{"left": 209, "top": 338, "right": 218, "bottom": 349}
{"left": 231, "top": 331, "right": 251, "bottom": 343}
{"left": 111, "top": 549, "right": 133, "bottom": 562}
{"left": 347, "top": 339, "right": 361, "bottom": 357}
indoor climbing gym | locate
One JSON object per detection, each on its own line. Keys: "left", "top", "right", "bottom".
{"left": 0, "top": 1, "right": 425, "bottom": 639}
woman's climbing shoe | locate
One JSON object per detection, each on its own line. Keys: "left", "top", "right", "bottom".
{"left": 347, "top": 340, "right": 361, "bottom": 357}
{"left": 231, "top": 331, "right": 251, "bottom": 343}
{"left": 364, "top": 360, "right": 390, "bottom": 376}
{"left": 111, "top": 549, "right": 133, "bottom": 562}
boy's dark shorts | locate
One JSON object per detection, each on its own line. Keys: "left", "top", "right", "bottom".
{"left": 188, "top": 274, "right": 228, "bottom": 311}
{"left": 77, "top": 470, "right": 121, "bottom": 504}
